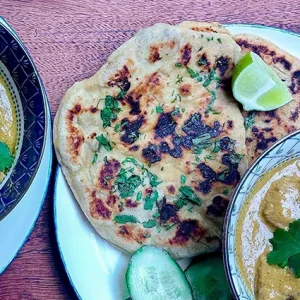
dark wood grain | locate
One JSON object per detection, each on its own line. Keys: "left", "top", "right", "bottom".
{"left": 0, "top": 0, "right": 299, "bottom": 299}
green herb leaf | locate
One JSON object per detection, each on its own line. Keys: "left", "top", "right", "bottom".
{"left": 213, "top": 139, "right": 221, "bottom": 153}
{"left": 180, "top": 174, "right": 187, "bottom": 184}
{"left": 149, "top": 173, "right": 162, "bottom": 187}
{"left": 171, "top": 107, "right": 180, "bottom": 117}
{"left": 203, "top": 69, "right": 221, "bottom": 88}
{"left": 217, "top": 38, "right": 222, "bottom": 43}
{"left": 92, "top": 153, "right": 98, "bottom": 164}
{"left": 176, "top": 74, "right": 183, "bottom": 84}
{"left": 179, "top": 186, "right": 201, "bottom": 206}
{"left": 244, "top": 112, "right": 256, "bottom": 130}
{"left": 96, "top": 134, "right": 112, "bottom": 151}
{"left": 114, "top": 215, "right": 139, "bottom": 224}
{"left": 0, "top": 141, "right": 14, "bottom": 172}
{"left": 115, "top": 172, "right": 142, "bottom": 198}
{"left": 100, "top": 95, "right": 121, "bottom": 128}
{"left": 223, "top": 188, "right": 229, "bottom": 196}
{"left": 175, "top": 195, "right": 189, "bottom": 209}
{"left": 156, "top": 106, "right": 163, "bottom": 114}
{"left": 186, "top": 66, "right": 199, "bottom": 78}
{"left": 205, "top": 90, "right": 216, "bottom": 113}
{"left": 136, "top": 191, "right": 142, "bottom": 201}
{"left": 117, "top": 89, "right": 127, "bottom": 100}
{"left": 152, "top": 212, "right": 160, "bottom": 218}
{"left": 267, "top": 220, "right": 300, "bottom": 278}
{"left": 175, "top": 63, "right": 182, "bottom": 67}
{"left": 144, "top": 190, "right": 159, "bottom": 210}
{"left": 122, "top": 157, "right": 140, "bottom": 166}
{"left": 192, "top": 133, "right": 212, "bottom": 154}
{"left": 142, "top": 219, "right": 156, "bottom": 228}
{"left": 114, "top": 123, "right": 121, "bottom": 133}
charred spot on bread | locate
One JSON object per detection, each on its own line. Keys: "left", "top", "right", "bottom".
{"left": 206, "top": 196, "right": 229, "bottom": 217}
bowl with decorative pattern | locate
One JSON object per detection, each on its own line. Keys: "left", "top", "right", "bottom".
{"left": 0, "top": 17, "right": 49, "bottom": 220}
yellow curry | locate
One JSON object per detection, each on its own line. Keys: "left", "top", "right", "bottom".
{"left": 236, "top": 158, "right": 300, "bottom": 299}
{"left": 0, "top": 75, "right": 17, "bottom": 182}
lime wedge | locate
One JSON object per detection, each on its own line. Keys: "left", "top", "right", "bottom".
{"left": 232, "top": 52, "right": 292, "bottom": 111}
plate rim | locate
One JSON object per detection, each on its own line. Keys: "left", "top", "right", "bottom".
{"left": 0, "top": 16, "right": 50, "bottom": 220}
{"left": 0, "top": 105, "right": 53, "bottom": 274}
{"left": 53, "top": 23, "right": 300, "bottom": 300}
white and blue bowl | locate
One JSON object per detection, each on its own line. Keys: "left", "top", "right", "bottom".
{"left": 223, "top": 130, "right": 300, "bottom": 299}
{"left": 0, "top": 17, "right": 49, "bottom": 220}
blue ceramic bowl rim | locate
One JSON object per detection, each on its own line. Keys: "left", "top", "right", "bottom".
{"left": 223, "top": 129, "right": 300, "bottom": 299}
{"left": 53, "top": 23, "right": 300, "bottom": 300}
{"left": 0, "top": 16, "right": 49, "bottom": 220}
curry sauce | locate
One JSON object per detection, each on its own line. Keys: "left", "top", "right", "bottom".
{"left": 236, "top": 159, "right": 300, "bottom": 299}
{"left": 0, "top": 74, "right": 17, "bottom": 181}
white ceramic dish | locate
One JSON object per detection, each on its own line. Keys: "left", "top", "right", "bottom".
{"left": 0, "top": 105, "right": 52, "bottom": 274}
{"left": 54, "top": 24, "right": 300, "bottom": 300}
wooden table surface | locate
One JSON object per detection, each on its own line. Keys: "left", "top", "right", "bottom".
{"left": 0, "top": 0, "right": 299, "bottom": 299}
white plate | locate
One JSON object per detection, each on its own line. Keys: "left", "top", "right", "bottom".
{"left": 0, "top": 105, "right": 52, "bottom": 273}
{"left": 54, "top": 25, "right": 300, "bottom": 300}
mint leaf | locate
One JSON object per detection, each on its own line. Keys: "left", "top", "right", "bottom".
{"left": 144, "top": 190, "right": 159, "bottom": 210}
{"left": 267, "top": 219, "right": 300, "bottom": 278}
{"left": 96, "top": 134, "right": 112, "bottom": 151}
{"left": 0, "top": 141, "right": 14, "bottom": 172}
{"left": 142, "top": 219, "right": 156, "bottom": 228}
{"left": 114, "top": 215, "right": 139, "bottom": 224}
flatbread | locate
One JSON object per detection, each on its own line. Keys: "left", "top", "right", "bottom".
{"left": 234, "top": 34, "right": 300, "bottom": 163}
{"left": 54, "top": 23, "right": 247, "bottom": 258}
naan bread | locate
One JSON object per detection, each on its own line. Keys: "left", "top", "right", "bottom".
{"left": 54, "top": 23, "right": 247, "bottom": 258}
{"left": 234, "top": 34, "right": 300, "bottom": 163}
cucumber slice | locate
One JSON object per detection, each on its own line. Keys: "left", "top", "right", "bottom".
{"left": 126, "top": 246, "right": 193, "bottom": 300}
{"left": 185, "top": 256, "right": 232, "bottom": 300}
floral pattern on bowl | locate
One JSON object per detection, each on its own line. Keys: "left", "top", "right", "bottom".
{"left": 0, "top": 17, "right": 48, "bottom": 219}
{"left": 223, "top": 130, "right": 300, "bottom": 299}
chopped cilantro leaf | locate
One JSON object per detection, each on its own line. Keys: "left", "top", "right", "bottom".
{"left": 198, "top": 46, "right": 204, "bottom": 51}
{"left": 122, "top": 157, "right": 140, "bottom": 166}
{"left": 100, "top": 95, "right": 121, "bottom": 128}
{"left": 180, "top": 174, "right": 187, "bottom": 184}
{"left": 175, "top": 63, "right": 182, "bottom": 67}
{"left": 114, "top": 215, "right": 139, "bottom": 224}
{"left": 156, "top": 106, "right": 163, "bottom": 114}
{"left": 213, "top": 139, "right": 221, "bottom": 153}
{"left": 152, "top": 212, "right": 160, "bottom": 218}
{"left": 192, "top": 133, "right": 212, "bottom": 154}
{"left": 149, "top": 172, "right": 162, "bottom": 187}
{"left": 0, "top": 142, "right": 14, "bottom": 172}
{"left": 176, "top": 74, "right": 183, "bottom": 84}
{"left": 117, "top": 89, "right": 127, "bottom": 100}
{"left": 188, "top": 206, "right": 193, "bottom": 212}
{"left": 171, "top": 107, "right": 180, "bottom": 117}
{"left": 142, "top": 219, "right": 156, "bottom": 228}
{"left": 114, "top": 123, "right": 121, "bottom": 133}
{"left": 244, "top": 112, "right": 256, "bottom": 130}
{"left": 175, "top": 194, "right": 189, "bottom": 209}
{"left": 223, "top": 188, "right": 229, "bottom": 196}
{"left": 228, "top": 153, "right": 244, "bottom": 164}
{"left": 217, "top": 38, "right": 222, "bottom": 43}
{"left": 171, "top": 93, "right": 182, "bottom": 103}
{"left": 92, "top": 153, "right": 98, "bottom": 164}
{"left": 136, "top": 191, "right": 142, "bottom": 201}
{"left": 115, "top": 172, "right": 142, "bottom": 198}
{"left": 179, "top": 186, "right": 201, "bottom": 206}
{"left": 267, "top": 219, "right": 300, "bottom": 278}
{"left": 96, "top": 134, "right": 112, "bottom": 151}
{"left": 205, "top": 90, "right": 217, "bottom": 114}
{"left": 186, "top": 66, "right": 199, "bottom": 78}
{"left": 144, "top": 190, "right": 159, "bottom": 210}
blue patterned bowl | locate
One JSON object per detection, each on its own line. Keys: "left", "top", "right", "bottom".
{"left": 0, "top": 17, "right": 48, "bottom": 220}
{"left": 223, "top": 130, "right": 300, "bottom": 299}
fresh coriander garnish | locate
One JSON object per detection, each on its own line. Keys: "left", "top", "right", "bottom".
{"left": 122, "top": 157, "right": 140, "bottom": 166}
{"left": 186, "top": 66, "right": 199, "bottom": 79}
{"left": 152, "top": 212, "right": 160, "bottom": 218}
{"left": 0, "top": 141, "right": 14, "bottom": 172}
{"left": 171, "top": 93, "right": 182, "bottom": 103}
{"left": 114, "top": 215, "right": 139, "bottom": 224}
{"left": 115, "top": 169, "right": 142, "bottom": 198}
{"left": 244, "top": 112, "right": 256, "bottom": 130}
{"left": 136, "top": 191, "right": 142, "bottom": 201}
{"left": 228, "top": 153, "right": 244, "bottom": 164}
{"left": 175, "top": 63, "right": 182, "bottom": 67}
{"left": 100, "top": 95, "right": 121, "bottom": 128}
{"left": 92, "top": 153, "right": 98, "bottom": 164}
{"left": 171, "top": 107, "right": 180, "bottom": 117}
{"left": 144, "top": 190, "right": 159, "bottom": 210}
{"left": 205, "top": 90, "right": 217, "bottom": 113}
{"left": 96, "top": 134, "right": 112, "bottom": 151}
{"left": 114, "top": 123, "right": 121, "bottom": 133}
{"left": 142, "top": 219, "right": 156, "bottom": 228}
{"left": 180, "top": 174, "right": 187, "bottom": 184}
{"left": 192, "top": 133, "right": 212, "bottom": 154}
{"left": 217, "top": 38, "right": 222, "bottom": 43}
{"left": 179, "top": 186, "right": 201, "bottom": 206}
{"left": 223, "top": 188, "right": 229, "bottom": 196}
{"left": 213, "top": 139, "right": 221, "bottom": 153}
{"left": 156, "top": 106, "right": 163, "bottom": 114}
{"left": 176, "top": 74, "right": 183, "bottom": 84}
{"left": 203, "top": 69, "right": 221, "bottom": 88}
{"left": 267, "top": 219, "right": 300, "bottom": 278}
